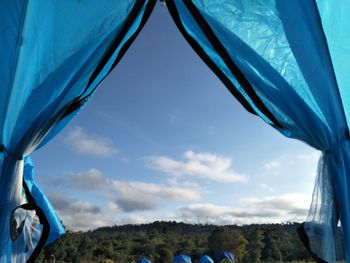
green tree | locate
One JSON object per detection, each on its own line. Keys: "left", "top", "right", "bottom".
{"left": 245, "top": 228, "right": 265, "bottom": 263}
{"left": 208, "top": 227, "right": 248, "bottom": 262}
{"left": 262, "top": 228, "right": 282, "bottom": 262}
{"left": 155, "top": 244, "right": 173, "bottom": 263}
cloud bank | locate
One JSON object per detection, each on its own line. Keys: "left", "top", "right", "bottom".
{"left": 179, "top": 193, "right": 311, "bottom": 225}
{"left": 47, "top": 149, "right": 316, "bottom": 230}
{"left": 48, "top": 192, "right": 115, "bottom": 231}
{"left": 147, "top": 150, "right": 246, "bottom": 183}
{"left": 53, "top": 168, "right": 202, "bottom": 213}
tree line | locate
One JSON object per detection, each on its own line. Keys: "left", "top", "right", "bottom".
{"left": 37, "top": 221, "right": 342, "bottom": 262}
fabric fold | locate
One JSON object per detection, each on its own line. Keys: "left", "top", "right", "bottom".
{"left": 0, "top": 1, "right": 157, "bottom": 261}
{"left": 166, "top": 0, "right": 350, "bottom": 261}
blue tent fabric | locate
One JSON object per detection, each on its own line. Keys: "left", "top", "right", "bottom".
{"left": 198, "top": 254, "right": 214, "bottom": 263}
{"left": 1, "top": 0, "right": 350, "bottom": 262}
{"left": 0, "top": 0, "right": 156, "bottom": 262}
{"left": 316, "top": 0, "right": 350, "bottom": 129}
{"left": 166, "top": 0, "right": 350, "bottom": 262}
{"left": 217, "top": 252, "right": 235, "bottom": 262}
{"left": 137, "top": 258, "right": 152, "bottom": 263}
{"left": 173, "top": 254, "right": 192, "bottom": 263}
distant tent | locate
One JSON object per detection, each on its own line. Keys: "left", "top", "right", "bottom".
{"left": 198, "top": 254, "right": 214, "bottom": 263}
{"left": 172, "top": 254, "right": 192, "bottom": 263}
{"left": 137, "top": 258, "right": 152, "bottom": 263}
{"left": 1, "top": 0, "right": 350, "bottom": 262}
{"left": 217, "top": 252, "right": 235, "bottom": 263}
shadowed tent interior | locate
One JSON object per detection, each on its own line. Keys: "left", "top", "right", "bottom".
{"left": 1, "top": 0, "right": 350, "bottom": 262}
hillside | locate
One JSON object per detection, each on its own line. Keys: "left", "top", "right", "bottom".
{"left": 38, "top": 221, "right": 333, "bottom": 262}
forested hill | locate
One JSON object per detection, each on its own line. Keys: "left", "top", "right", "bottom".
{"left": 39, "top": 221, "right": 339, "bottom": 262}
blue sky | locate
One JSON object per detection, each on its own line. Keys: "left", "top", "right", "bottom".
{"left": 32, "top": 3, "right": 319, "bottom": 231}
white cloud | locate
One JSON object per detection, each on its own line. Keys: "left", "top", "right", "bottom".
{"left": 240, "top": 193, "right": 310, "bottom": 216}
{"left": 147, "top": 150, "right": 246, "bottom": 183}
{"left": 260, "top": 183, "right": 274, "bottom": 192}
{"left": 53, "top": 168, "right": 202, "bottom": 213}
{"left": 48, "top": 192, "right": 117, "bottom": 231}
{"left": 180, "top": 203, "right": 233, "bottom": 218}
{"left": 261, "top": 150, "right": 320, "bottom": 180}
{"left": 297, "top": 152, "right": 320, "bottom": 162}
{"left": 179, "top": 193, "right": 311, "bottom": 225}
{"left": 117, "top": 215, "right": 149, "bottom": 225}
{"left": 112, "top": 180, "right": 201, "bottom": 203}
{"left": 63, "top": 126, "right": 118, "bottom": 158}
{"left": 50, "top": 192, "right": 311, "bottom": 230}
{"left": 264, "top": 160, "right": 280, "bottom": 170}
{"left": 48, "top": 189, "right": 183, "bottom": 230}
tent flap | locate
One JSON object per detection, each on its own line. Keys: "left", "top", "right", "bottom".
{"left": 166, "top": 0, "right": 350, "bottom": 261}
{"left": 0, "top": 0, "right": 156, "bottom": 262}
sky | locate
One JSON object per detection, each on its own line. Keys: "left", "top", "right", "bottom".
{"left": 31, "top": 3, "right": 320, "bottom": 231}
